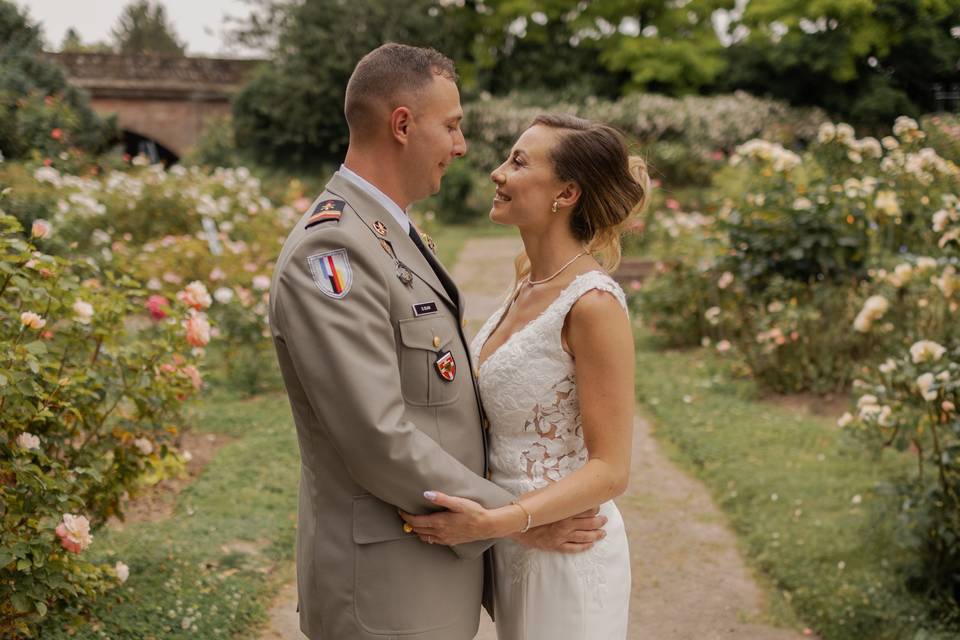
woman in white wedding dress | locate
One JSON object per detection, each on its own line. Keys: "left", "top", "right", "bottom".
{"left": 400, "top": 114, "right": 650, "bottom": 640}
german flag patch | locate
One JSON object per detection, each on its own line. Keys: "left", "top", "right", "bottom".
{"left": 305, "top": 199, "right": 345, "bottom": 228}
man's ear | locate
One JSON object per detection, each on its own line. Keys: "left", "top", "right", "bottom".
{"left": 555, "top": 182, "right": 581, "bottom": 210}
{"left": 390, "top": 106, "right": 413, "bottom": 145}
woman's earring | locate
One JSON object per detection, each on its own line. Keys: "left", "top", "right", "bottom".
{"left": 551, "top": 201, "right": 559, "bottom": 214}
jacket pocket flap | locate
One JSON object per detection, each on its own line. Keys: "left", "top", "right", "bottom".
{"left": 398, "top": 316, "right": 454, "bottom": 351}
{"left": 352, "top": 494, "right": 411, "bottom": 545}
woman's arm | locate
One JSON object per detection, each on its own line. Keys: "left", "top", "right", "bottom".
{"left": 400, "top": 289, "right": 634, "bottom": 545}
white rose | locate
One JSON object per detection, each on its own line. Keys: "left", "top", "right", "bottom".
{"left": 857, "top": 394, "right": 879, "bottom": 409}
{"left": 72, "top": 300, "right": 94, "bottom": 325}
{"left": 910, "top": 340, "right": 947, "bottom": 364}
{"left": 817, "top": 122, "right": 836, "bottom": 143}
{"left": 879, "top": 359, "right": 897, "bottom": 374}
{"left": 705, "top": 306, "right": 721, "bottom": 325}
{"left": 16, "top": 432, "right": 40, "bottom": 450}
{"left": 115, "top": 561, "right": 130, "bottom": 583}
{"left": 837, "top": 412, "right": 854, "bottom": 428}
{"left": 915, "top": 257, "right": 937, "bottom": 272}
{"left": 133, "top": 437, "right": 154, "bottom": 456}
{"left": 213, "top": 287, "right": 234, "bottom": 304}
{"left": 717, "top": 271, "right": 734, "bottom": 289}
{"left": 252, "top": 275, "right": 271, "bottom": 291}
{"left": 917, "top": 372, "right": 938, "bottom": 401}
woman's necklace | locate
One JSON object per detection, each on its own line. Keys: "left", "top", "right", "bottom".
{"left": 526, "top": 249, "right": 588, "bottom": 287}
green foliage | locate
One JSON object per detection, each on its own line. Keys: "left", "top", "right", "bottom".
{"left": 0, "top": 1, "right": 118, "bottom": 161}
{"left": 723, "top": 0, "right": 960, "bottom": 125}
{"left": 110, "top": 0, "right": 185, "bottom": 55}
{"left": 33, "top": 392, "right": 300, "bottom": 639}
{"left": 632, "top": 330, "right": 953, "bottom": 638}
{"left": 0, "top": 210, "right": 204, "bottom": 637}
{"left": 230, "top": 0, "right": 468, "bottom": 168}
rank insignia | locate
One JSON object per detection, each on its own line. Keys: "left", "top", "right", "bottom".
{"left": 373, "top": 220, "right": 388, "bottom": 236}
{"left": 305, "top": 199, "right": 345, "bottom": 229}
{"left": 420, "top": 232, "right": 437, "bottom": 255}
{"left": 306, "top": 249, "right": 352, "bottom": 299}
{"left": 435, "top": 350, "right": 456, "bottom": 382}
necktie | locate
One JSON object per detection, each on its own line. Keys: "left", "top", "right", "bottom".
{"left": 409, "top": 225, "right": 459, "bottom": 308}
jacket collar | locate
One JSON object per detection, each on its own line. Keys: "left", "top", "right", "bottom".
{"left": 325, "top": 173, "right": 460, "bottom": 311}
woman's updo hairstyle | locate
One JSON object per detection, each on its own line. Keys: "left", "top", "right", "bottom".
{"left": 515, "top": 114, "right": 650, "bottom": 282}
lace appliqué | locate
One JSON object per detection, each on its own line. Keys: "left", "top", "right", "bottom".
{"left": 520, "top": 375, "right": 587, "bottom": 488}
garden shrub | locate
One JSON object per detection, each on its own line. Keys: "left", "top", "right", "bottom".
{"left": 0, "top": 210, "right": 206, "bottom": 637}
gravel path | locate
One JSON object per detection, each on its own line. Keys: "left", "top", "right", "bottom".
{"left": 261, "top": 234, "right": 809, "bottom": 640}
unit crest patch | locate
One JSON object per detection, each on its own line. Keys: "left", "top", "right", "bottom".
{"left": 307, "top": 249, "right": 353, "bottom": 299}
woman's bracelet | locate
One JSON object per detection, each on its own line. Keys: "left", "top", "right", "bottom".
{"left": 511, "top": 500, "right": 533, "bottom": 534}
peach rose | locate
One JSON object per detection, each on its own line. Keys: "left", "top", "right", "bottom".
{"left": 56, "top": 514, "right": 93, "bottom": 553}
{"left": 184, "top": 312, "right": 211, "bottom": 347}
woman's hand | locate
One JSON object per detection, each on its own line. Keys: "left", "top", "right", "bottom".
{"left": 399, "top": 491, "right": 524, "bottom": 546}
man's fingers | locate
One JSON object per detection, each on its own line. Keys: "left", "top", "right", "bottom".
{"left": 574, "top": 515, "right": 607, "bottom": 531}
{"left": 559, "top": 542, "right": 595, "bottom": 554}
{"left": 564, "top": 529, "right": 606, "bottom": 544}
{"left": 399, "top": 511, "right": 443, "bottom": 528}
{"left": 573, "top": 507, "right": 602, "bottom": 519}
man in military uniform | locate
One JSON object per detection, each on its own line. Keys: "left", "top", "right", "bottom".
{"left": 269, "top": 43, "right": 606, "bottom": 640}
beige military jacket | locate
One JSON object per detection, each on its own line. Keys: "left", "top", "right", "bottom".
{"left": 269, "top": 172, "right": 514, "bottom": 640}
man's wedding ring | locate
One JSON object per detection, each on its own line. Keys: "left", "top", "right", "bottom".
{"left": 403, "top": 523, "right": 414, "bottom": 534}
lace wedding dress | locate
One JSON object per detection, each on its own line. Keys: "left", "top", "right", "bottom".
{"left": 471, "top": 271, "right": 632, "bottom": 640}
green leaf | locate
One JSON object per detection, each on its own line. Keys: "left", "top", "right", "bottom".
{"left": 35, "top": 600, "right": 47, "bottom": 616}
{"left": 0, "top": 551, "right": 14, "bottom": 567}
{"left": 11, "top": 593, "right": 31, "bottom": 612}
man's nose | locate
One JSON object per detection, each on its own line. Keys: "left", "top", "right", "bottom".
{"left": 453, "top": 131, "right": 467, "bottom": 157}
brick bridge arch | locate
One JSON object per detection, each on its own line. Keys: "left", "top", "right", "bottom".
{"left": 44, "top": 53, "right": 259, "bottom": 160}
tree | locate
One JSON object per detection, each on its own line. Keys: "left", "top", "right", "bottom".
{"left": 111, "top": 0, "right": 186, "bottom": 56}
{"left": 229, "top": 0, "right": 470, "bottom": 168}
{"left": 60, "top": 27, "right": 114, "bottom": 53}
{"left": 0, "top": 1, "right": 118, "bottom": 160}
{"left": 719, "top": 0, "right": 960, "bottom": 125}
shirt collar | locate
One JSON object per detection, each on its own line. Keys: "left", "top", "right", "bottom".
{"left": 338, "top": 164, "right": 410, "bottom": 233}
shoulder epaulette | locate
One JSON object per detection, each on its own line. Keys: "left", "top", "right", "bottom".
{"left": 305, "top": 199, "right": 346, "bottom": 229}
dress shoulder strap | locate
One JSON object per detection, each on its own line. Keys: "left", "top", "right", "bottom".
{"left": 550, "top": 271, "right": 628, "bottom": 322}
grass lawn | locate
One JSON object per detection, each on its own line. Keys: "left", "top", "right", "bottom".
{"left": 36, "top": 389, "right": 299, "bottom": 639}
{"left": 429, "top": 220, "right": 517, "bottom": 270}
{"left": 633, "top": 329, "right": 955, "bottom": 640}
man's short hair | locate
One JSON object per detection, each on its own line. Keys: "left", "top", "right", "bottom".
{"left": 344, "top": 43, "right": 457, "bottom": 139}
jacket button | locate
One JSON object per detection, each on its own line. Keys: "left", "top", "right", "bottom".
{"left": 433, "top": 336, "right": 441, "bottom": 348}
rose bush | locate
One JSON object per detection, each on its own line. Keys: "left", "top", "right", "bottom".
{"left": 0, "top": 209, "right": 207, "bottom": 637}
{"left": 637, "top": 116, "right": 960, "bottom": 392}
{"left": 840, "top": 207, "right": 960, "bottom": 611}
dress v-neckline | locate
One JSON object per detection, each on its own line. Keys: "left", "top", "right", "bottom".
{"left": 476, "top": 271, "right": 601, "bottom": 373}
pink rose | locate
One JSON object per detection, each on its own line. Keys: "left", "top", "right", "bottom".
{"left": 31, "top": 219, "right": 52, "bottom": 239}
{"left": 55, "top": 513, "right": 93, "bottom": 553}
{"left": 184, "top": 312, "right": 211, "bottom": 347}
{"left": 181, "top": 364, "right": 203, "bottom": 390}
{"left": 146, "top": 295, "right": 169, "bottom": 320}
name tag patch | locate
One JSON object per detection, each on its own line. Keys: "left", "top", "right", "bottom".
{"left": 413, "top": 301, "right": 438, "bottom": 317}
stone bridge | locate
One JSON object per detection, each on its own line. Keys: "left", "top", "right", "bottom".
{"left": 44, "top": 52, "right": 259, "bottom": 161}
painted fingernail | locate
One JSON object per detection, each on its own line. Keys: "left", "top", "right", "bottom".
{"left": 601, "top": 517, "right": 608, "bottom": 525}
{"left": 424, "top": 491, "right": 437, "bottom": 501}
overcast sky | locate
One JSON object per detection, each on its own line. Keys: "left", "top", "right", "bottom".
{"left": 17, "top": 0, "right": 261, "bottom": 57}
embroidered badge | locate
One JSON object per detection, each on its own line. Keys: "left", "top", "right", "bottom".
{"left": 373, "top": 220, "right": 388, "bottom": 236}
{"left": 435, "top": 350, "right": 456, "bottom": 382}
{"left": 306, "top": 249, "right": 353, "bottom": 299}
{"left": 305, "top": 199, "right": 345, "bottom": 229}
{"left": 413, "top": 301, "right": 438, "bottom": 317}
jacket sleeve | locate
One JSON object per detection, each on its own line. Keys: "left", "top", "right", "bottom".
{"left": 272, "top": 225, "right": 513, "bottom": 559}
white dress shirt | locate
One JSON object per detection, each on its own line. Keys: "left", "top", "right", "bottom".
{"left": 338, "top": 164, "right": 410, "bottom": 233}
